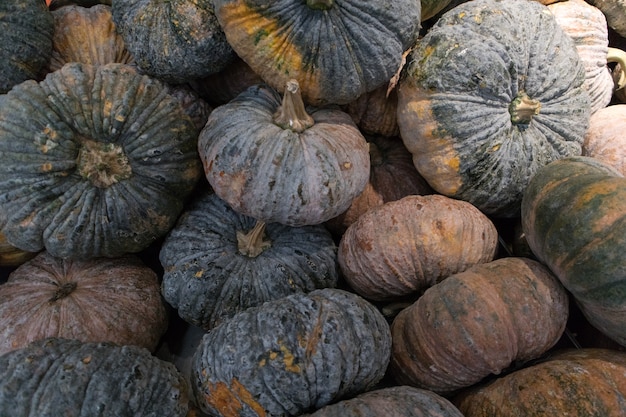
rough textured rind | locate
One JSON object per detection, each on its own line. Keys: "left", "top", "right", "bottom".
{"left": 397, "top": 0, "right": 590, "bottom": 217}
{"left": 0, "top": 62, "right": 201, "bottom": 259}
{"left": 198, "top": 83, "right": 370, "bottom": 227}
{"left": 192, "top": 288, "right": 392, "bottom": 417}
{"left": 213, "top": 0, "right": 422, "bottom": 106}
{"left": 0, "top": 0, "right": 54, "bottom": 94}
{"left": 160, "top": 189, "right": 339, "bottom": 330}
{"left": 389, "top": 257, "right": 569, "bottom": 394}
{"left": 0, "top": 337, "right": 189, "bottom": 417}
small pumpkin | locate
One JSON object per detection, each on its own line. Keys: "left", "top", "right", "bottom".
{"left": 397, "top": 0, "right": 591, "bottom": 217}
{"left": 521, "top": 155, "right": 626, "bottom": 347}
{"left": 0, "top": 0, "right": 54, "bottom": 94}
{"left": 583, "top": 103, "right": 626, "bottom": 175}
{"left": 338, "top": 194, "right": 498, "bottom": 302}
{"left": 0, "top": 62, "right": 202, "bottom": 259}
{"left": 198, "top": 80, "right": 370, "bottom": 227}
{"left": 213, "top": 0, "right": 422, "bottom": 106}
{"left": 454, "top": 348, "right": 626, "bottom": 416}
{"left": 191, "top": 288, "right": 392, "bottom": 417}
{"left": 389, "top": 257, "right": 569, "bottom": 394}
{"left": 160, "top": 189, "right": 339, "bottom": 330}
{"left": 0, "top": 337, "right": 189, "bottom": 417}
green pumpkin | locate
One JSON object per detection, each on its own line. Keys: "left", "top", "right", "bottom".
{"left": 0, "top": 63, "right": 202, "bottom": 259}
{"left": 0, "top": 0, "right": 54, "bottom": 93}
{"left": 397, "top": 0, "right": 591, "bottom": 217}
{"left": 160, "top": 189, "right": 339, "bottom": 330}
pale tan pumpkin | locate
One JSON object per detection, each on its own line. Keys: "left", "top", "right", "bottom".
{"left": 583, "top": 103, "right": 626, "bottom": 175}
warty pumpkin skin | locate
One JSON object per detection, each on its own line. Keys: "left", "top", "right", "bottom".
{"left": 0, "top": 251, "right": 169, "bottom": 356}
{"left": 160, "top": 189, "right": 339, "bottom": 330}
{"left": 0, "top": 0, "right": 54, "bottom": 94}
{"left": 453, "top": 348, "right": 626, "bottom": 416}
{"left": 0, "top": 62, "right": 202, "bottom": 259}
{"left": 389, "top": 257, "right": 569, "bottom": 394}
{"left": 397, "top": 0, "right": 591, "bottom": 217}
{"left": 521, "top": 155, "right": 626, "bottom": 347}
{"left": 213, "top": 0, "right": 422, "bottom": 106}
{"left": 198, "top": 80, "right": 370, "bottom": 227}
{"left": 0, "top": 337, "right": 189, "bottom": 417}
{"left": 191, "top": 288, "right": 392, "bottom": 417}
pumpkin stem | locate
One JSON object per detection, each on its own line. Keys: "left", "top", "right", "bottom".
{"left": 509, "top": 91, "right": 541, "bottom": 125}
{"left": 49, "top": 282, "right": 77, "bottom": 303}
{"left": 273, "top": 79, "right": 314, "bottom": 133}
{"left": 608, "top": 47, "right": 626, "bottom": 90}
{"left": 306, "top": 0, "right": 334, "bottom": 10}
{"left": 237, "top": 220, "right": 272, "bottom": 258}
{"left": 76, "top": 138, "right": 132, "bottom": 188}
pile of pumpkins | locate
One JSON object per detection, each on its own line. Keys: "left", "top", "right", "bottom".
{"left": 0, "top": 0, "right": 625, "bottom": 415}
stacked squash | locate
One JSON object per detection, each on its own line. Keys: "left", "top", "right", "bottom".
{"left": 1, "top": 0, "right": 626, "bottom": 416}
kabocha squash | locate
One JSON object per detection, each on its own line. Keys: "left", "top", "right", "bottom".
{"left": 338, "top": 194, "right": 498, "bottom": 302}
{"left": 0, "top": 231, "right": 37, "bottom": 267}
{"left": 587, "top": 0, "right": 626, "bottom": 38}
{"left": 0, "top": 337, "right": 189, "bottom": 417}
{"left": 389, "top": 257, "right": 569, "bottom": 394}
{"left": 160, "top": 189, "right": 339, "bottom": 330}
{"left": 521, "top": 156, "right": 626, "bottom": 347}
{"left": 112, "top": 0, "right": 235, "bottom": 84}
{"left": 583, "top": 104, "right": 626, "bottom": 175}
{"left": 0, "top": 0, "right": 54, "bottom": 94}
{"left": 198, "top": 80, "right": 370, "bottom": 227}
{"left": 454, "top": 348, "right": 626, "bottom": 416}
{"left": 301, "top": 385, "right": 464, "bottom": 417}
{"left": 0, "top": 251, "right": 168, "bottom": 356}
{"left": 213, "top": 0, "right": 422, "bottom": 106}
{"left": 0, "top": 62, "right": 202, "bottom": 259}
{"left": 191, "top": 288, "right": 392, "bottom": 417}
{"left": 344, "top": 84, "right": 402, "bottom": 138}
{"left": 397, "top": 0, "right": 591, "bottom": 217}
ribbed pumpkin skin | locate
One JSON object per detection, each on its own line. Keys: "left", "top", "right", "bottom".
{"left": 389, "top": 257, "right": 569, "bottom": 394}
{"left": 192, "top": 288, "right": 392, "bottom": 417}
{"left": 0, "top": 337, "right": 189, "bottom": 417}
{"left": 454, "top": 348, "right": 626, "bottom": 416}
{"left": 160, "top": 190, "right": 339, "bottom": 330}
{"left": 583, "top": 104, "right": 626, "bottom": 176}
{"left": 213, "top": 0, "right": 422, "bottom": 106}
{"left": 112, "top": 0, "right": 235, "bottom": 84}
{"left": 198, "top": 83, "right": 370, "bottom": 227}
{"left": 0, "top": 251, "right": 168, "bottom": 356}
{"left": 338, "top": 194, "right": 498, "bottom": 301}
{"left": 397, "top": 0, "right": 590, "bottom": 217}
{"left": 302, "top": 386, "right": 464, "bottom": 417}
{"left": 0, "top": 0, "right": 54, "bottom": 94}
{"left": 0, "top": 62, "right": 201, "bottom": 259}
{"left": 521, "top": 156, "right": 626, "bottom": 346}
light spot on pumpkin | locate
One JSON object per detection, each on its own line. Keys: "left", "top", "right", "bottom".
{"left": 204, "top": 379, "right": 266, "bottom": 417}
{"left": 279, "top": 343, "right": 301, "bottom": 373}
{"left": 82, "top": 355, "right": 92, "bottom": 364}
{"left": 41, "top": 163, "right": 53, "bottom": 172}
{"left": 341, "top": 161, "right": 352, "bottom": 170}
{"left": 195, "top": 270, "right": 204, "bottom": 278}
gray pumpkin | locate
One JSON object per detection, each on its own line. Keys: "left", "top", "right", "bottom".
{"left": 160, "top": 189, "right": 339, "bottom": 330}
{"left": 0, "top": 337, "right": 189, "bottom": 417}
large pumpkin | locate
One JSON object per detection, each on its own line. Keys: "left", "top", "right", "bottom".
{"left": 0, "top": 62, "right": 202, "bottom": 259}
{"left": 198, "top": 80, "right": 370, "bottom": 227}
{"left": 397, "top": 0, "right": 591, "bottom": 217}
{"left": 191, "top": 288, "right": 392, "bottom": 417}
{"left": 521, "top": 155, "right": 626, "bottom": 347}
{"left": 213, "top": 0, "right": 422, "bottom": 106}
{"left": 160, "top": 189, "right": 339, "bottom": 330}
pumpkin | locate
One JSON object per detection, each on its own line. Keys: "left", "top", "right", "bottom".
{"left": 421, "top": 0, "right": 454, "bottom": 21}
{"left": 521, "top": 155, "right": 626, "bottom": 347}
{"left": 0, "top": 337, "right": 189, "bottom": 417}
{"left": 112, "top": 0, "right": 235, "bottom": 84}
{"left": 160, "top": 189, "right": 339, "bottom": 330}
{"left": 344, "top": 84, "right": 401, "bottom": 138}
{"left": 0, "top": 251, "right": 169, "bottom": 356}
{"left": 586, "top": 0, "right": 626, "bottom": 38}
{"left": 454, "top": 348, "right": 626, "bottom": 416}
{"left": 0, "top": 0, "right": 54, "bottom": 94}
{"left": 48, "top": 4, "right": 134, "bottom": 72}
{"left": 583, "top": 104, "right": 626, "bottom": 175}
{"left": 0, "top": 231, "right": 37, "bottom": 267}
{"left": 0, "top": 62, "right": 202, "bottom": 259}
{"left": 389, "top": 257, "right": 569, "bottom": 394}
{"left": 397, "top": 0, "right": 591, "bottom": 217}
{"left": 338, "top": 194, "right": 498, "bottom": 302}
{"left": 191, "top": 288, "right": 392, "bottom": 417}
{"left": 49, "top": 0, "right": 112, "bottom": 9}
{"left": 301, "top": 385, "right": 464, "bottom": 417}
{"left": 198, "top": 79, "right": 370, "bottom": 227}
{"left": 213, "top": 0, "right": 422, "bottom": 106}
